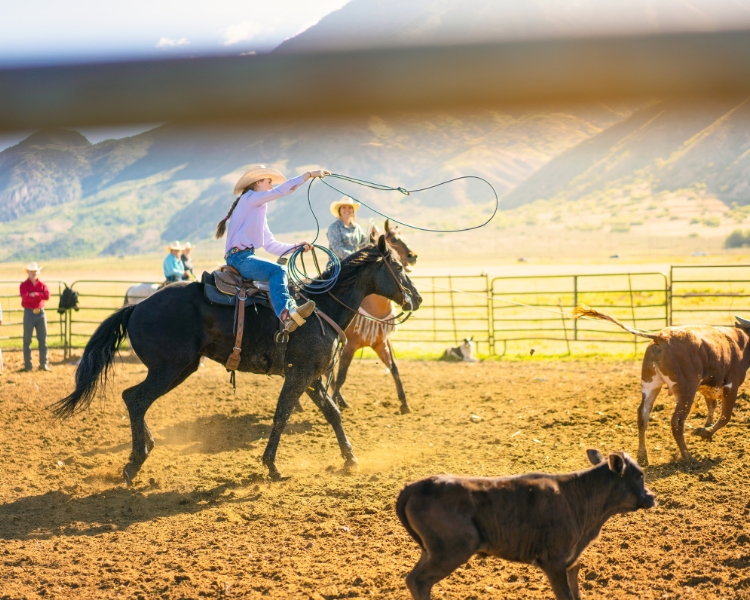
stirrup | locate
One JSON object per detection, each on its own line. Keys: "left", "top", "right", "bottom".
{"left": 282, "top": 315, "right": 299, "bottom": 333}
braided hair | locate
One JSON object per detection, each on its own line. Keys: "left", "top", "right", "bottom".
{"left": 215, "top": 196, "right": 241, "bottom": 239}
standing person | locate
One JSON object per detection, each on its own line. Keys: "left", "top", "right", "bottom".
{"left": 20, "top": 262, "right": 50, "bottom": 372}
{"left": 326, "top": 197, "right": 368, "bottom": 260}
{"left": 163, "top": 241, "right": 185, "bottom": 284}
{"left": 181, "top": 242, "right": 196, "bottom": 281}
{"left": 215, "top": 165, "right": 330, "bottom": 332}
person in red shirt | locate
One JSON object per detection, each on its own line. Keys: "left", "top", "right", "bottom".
{"left": 20, "top": 262, "right": 50, "bottom": 372}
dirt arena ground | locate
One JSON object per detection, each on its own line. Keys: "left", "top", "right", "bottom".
{"left": 1, "top": 350, "right": 749, "bottom": 599}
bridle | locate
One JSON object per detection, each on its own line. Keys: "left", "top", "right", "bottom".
{"left": 323, "top": 247, "right": 414, "bottom": 326}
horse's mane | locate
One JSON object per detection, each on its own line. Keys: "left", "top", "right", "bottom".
{"left": 319, "top": 243, "right": 394, "bottom": 291}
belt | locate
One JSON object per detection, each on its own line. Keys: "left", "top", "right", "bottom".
{"left": 27, "top": 307, "right": 43, "bottom": 314}
{"left": 225, "top": 246, "right": 254, "bottom": 260}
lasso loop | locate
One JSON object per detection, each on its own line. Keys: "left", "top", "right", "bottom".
{"left": 285, "top": 172, "right": 499, "bottom": 293}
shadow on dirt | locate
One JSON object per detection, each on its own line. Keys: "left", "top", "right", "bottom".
{"left": 0, "top": 482, "right": 258, "bottom": 541}
{"left": 644, "top": 456, "right": 721, "bottom": 482}
{"left": 80, "top": 413, "right": 315, "bottom": 457}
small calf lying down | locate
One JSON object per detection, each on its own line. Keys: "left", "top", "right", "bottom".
{"left": 396, "top": 449, "right": 655, "bottom": 600}
{"left": 574, "top": 305, "right": 750, "bottom": 465}
{"left": 440, "top": 337, "right": 477, "bottom": 362}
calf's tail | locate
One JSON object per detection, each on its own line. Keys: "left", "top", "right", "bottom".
{"left": 51, "top": 304, "right": 136, "bottom": 419}
{"left": 573, "top": 304, "right": 662, "bottom": 341}
{"left": 396, "top": 484, "right": 425, "bottom": 550}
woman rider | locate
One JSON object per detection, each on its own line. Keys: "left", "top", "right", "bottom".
{"left": 326, "top": 197, "right": 368, "bottom": 261}
{"left": 216, "top": 165, "right": 330, "bottom": 332}
{"left": 163, "top": 241, "right": 186, "bottom": 283}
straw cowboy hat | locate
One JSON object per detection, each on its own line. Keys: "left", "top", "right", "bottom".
{"left": 233, "top": 165, "right": 286, "bottom": 196}
{"left": 166, "top": 241, "right": 185, "bottom": 252}
{"left": 330, "top": 196, "right": 360, "bottom": 219}
{"left": 25, "top": 262, "right": 42, "bottom": 272}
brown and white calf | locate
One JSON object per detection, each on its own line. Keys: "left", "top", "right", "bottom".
{"left": 574, "top": 306, "right": 750, "bottom": 465}
{"left": 396, "top": 449, "right": 655, "bottom": 600}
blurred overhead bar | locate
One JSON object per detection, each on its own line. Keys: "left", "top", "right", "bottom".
{"left": 3, "top": 30, "right": 750, "bottom": 132}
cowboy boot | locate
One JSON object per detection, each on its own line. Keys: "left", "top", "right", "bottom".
{"left": 280, "top": 300, "right": 316, "bottom": 333}
{"left": 294, "top": 300, "right": 316, "bottom": 320}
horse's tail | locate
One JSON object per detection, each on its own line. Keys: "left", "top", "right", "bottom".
{"left": 572, "top": 304, "right": 662, "bottom": 341}
{"left": 51, "top": 304, "right": 136, "bottom": 419}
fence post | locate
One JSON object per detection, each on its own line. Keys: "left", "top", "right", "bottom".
{"left": 627, "top": 273, "right": 637, "bottom": 356}
{"left": 668, "top": 266, "right": 673, "bottom": 326}
{"left": 486, "top": 273, "right": 494, "bottom": 355}
{"left": 573, "top": 275, "right": 578, "bottom": 340}
{"left": 448, "top": 274, "right": 457, "bottom": 345}
{"left": 559, "top": 300, "right": 571, "bottom": 356}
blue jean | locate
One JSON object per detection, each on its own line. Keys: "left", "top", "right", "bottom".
{"left": 226, "top": 250, "right": 293, "bottom": 318}
{"left": 23, "top": 308, "right": 48, "bottom": 369}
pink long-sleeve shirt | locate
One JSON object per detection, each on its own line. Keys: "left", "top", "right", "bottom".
{"left": 225, "top": 175, "right": 306, "bottom": 256}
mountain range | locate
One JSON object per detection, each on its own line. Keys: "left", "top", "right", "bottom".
{"left": 0, "top": 107, "right": 633, "bottom": 260}
{"left": 2, "top": 0, "right": 750, "bottom": 260}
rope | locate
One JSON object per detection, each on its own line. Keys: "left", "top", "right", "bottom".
{"left": 317, "top": 173, "right": 499, "bottom": 235}
{"left": 286, "top": 172, "right": 499, "bottom": 294}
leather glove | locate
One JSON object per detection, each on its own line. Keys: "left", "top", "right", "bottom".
{"left": 308, "top": 169, "right": 331, "bottom": 178}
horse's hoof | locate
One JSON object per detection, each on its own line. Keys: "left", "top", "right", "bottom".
{"left": 343, "top": 457, "right": 360, "bottom": 474}
{"left": 692, "top": 427, "right": 713, "bottom": 440}
{"left": 637, "top": 453, "right": 649, "bottom": 467}
{"left": 293, "top": 403, "right": 304, "bottom": 414}
{"left": 123, "top": 464, "right": 138, "bottom": 487}
{"left": 338, "top": 396, "right": 350, "bottom": 410}
{"left": 400, "top": 404, "right": 412, "bottom": 415}
{"left": 266, "top": 467, "right": 288, "bottom": 482}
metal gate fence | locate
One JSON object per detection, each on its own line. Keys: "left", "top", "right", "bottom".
{"left": 4, "top": 265, "right": 750, "bottom": 357}
{"left": 490, "top": 273, "right": 668, "bottom": 355}
{"left": 670, "top": 265, "right": 750, "bottom": 327}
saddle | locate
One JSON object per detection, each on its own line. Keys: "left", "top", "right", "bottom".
{"left": 201, "top": 267, "right": 289, "bottom": 377}
{"left": 199, "top": 266, "right": 271, "bottom": 372}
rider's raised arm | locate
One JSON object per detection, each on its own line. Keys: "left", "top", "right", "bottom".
{"left": 243, "top": 174, "right": 308, "bottom": 208}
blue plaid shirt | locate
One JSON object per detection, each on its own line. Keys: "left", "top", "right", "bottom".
{"left": 327, "top": 219, "right": 368, "bottom": 260}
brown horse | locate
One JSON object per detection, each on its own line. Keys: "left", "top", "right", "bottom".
{"left": 331, "top": 219, "right": 418, "bottom": 414}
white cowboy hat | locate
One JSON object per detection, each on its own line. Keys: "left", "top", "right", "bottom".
{"left": 233, "top": 165, "right": 286, "bottom": 196}
{"left": 25, "top": 262, "right": 42, "bottom": 272}
{"left": 330, "top": 196, "right": 360, "bottom": 219}
{"left": 184, "top": 242, "right": 192, "bottom": 249}
{"left": 166, "top": 241, "right": 184, "bottom": 251}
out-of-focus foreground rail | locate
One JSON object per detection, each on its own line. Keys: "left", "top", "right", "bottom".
{"left": 3, "top": 30, "right": 750, "bottom": 131}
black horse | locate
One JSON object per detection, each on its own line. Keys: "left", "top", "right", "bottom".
{"left": 54, "top": 237, "right": 422, "bottom": 483}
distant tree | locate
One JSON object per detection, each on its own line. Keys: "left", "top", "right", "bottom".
{"left": 725, "top": 229, "right": 750, "bottom": 248}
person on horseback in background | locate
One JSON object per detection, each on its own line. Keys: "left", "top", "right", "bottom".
{"left": 326, "top": 196, "right": 368, "bottom": 261}
{"left": 181, "top": 242, "right": 196, "bottom": 281}
{"left": 163, "top": 241, "right": 186, "bottom": 284}
{"left": 216, "top": 165, "right": 330, "bottom": 333}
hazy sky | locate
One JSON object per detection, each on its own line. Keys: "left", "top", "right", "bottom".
{"left": 0, "top": 0, "right": 349, "bottom": 68}
{"left": 0, "top": 0, "right": 349, "bottom": 150}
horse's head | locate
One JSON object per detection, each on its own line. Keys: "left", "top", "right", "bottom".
{"left": 371, "top": 219, "right": 418, "bottom": 272}
{"left": 372, "top": 235, "right": 422, "bottom": 311}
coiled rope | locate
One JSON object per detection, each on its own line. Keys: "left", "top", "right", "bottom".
{"left": 284, "top": 172, "right": 499, "bottom": 294}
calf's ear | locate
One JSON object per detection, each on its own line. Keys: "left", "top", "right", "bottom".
{"left": 586, "top": 448, "right": 604, "bottom": 465}
{"left": 607, "top": 453, "right": 627, "bottom": 476}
